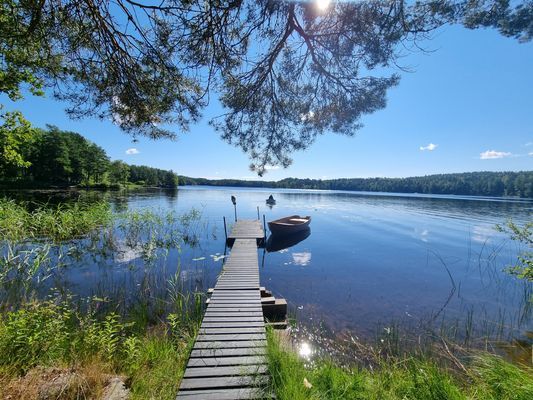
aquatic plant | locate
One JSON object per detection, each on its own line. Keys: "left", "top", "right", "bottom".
{"left": 0, "top": 198, "right": 112, "bottom": 242}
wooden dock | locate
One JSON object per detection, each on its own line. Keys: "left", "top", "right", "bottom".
{"left": 177, "top": 220, "right": 271, "bottom": 399}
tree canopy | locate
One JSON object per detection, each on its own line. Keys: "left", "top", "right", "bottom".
{"left": 0, "top": 125, "right": 179, "bottom": 187}
{"left": 1, "top": 1, "right": 532, "bottom": 174}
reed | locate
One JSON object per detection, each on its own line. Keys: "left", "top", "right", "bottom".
{"left": 0, "top": 198, "right": 112, "bottom": 242}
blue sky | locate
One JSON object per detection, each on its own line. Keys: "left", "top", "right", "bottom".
{"left": 2, "top": 24, "right": 532, "bottom": 180}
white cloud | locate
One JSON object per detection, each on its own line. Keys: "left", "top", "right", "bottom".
{"left": 125, "top": 148, "right": 140, "bottom": 155}
{"left": 525, "top": 142, "right": 533, "bottom": 147}
{"left": 529, "top": 152, "right": 533, "bottom": 156}
{"left": 265, "top": 165, "right": 280, "bottom": 171}
{"left": 420, "top": 143, "right": 438, "bottom": 151}
{"left": 480, "top": 150, "right": 511, "bottom": 160}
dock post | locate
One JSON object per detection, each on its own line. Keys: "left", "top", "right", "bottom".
{"left": 257, "top": 206, "right": 260, "bottom": 220}
{"left": 263, "top": 214, "right": 267, "bottom": 240}
{"left": 223, "top": 216, "right": 227, "bottom": 242}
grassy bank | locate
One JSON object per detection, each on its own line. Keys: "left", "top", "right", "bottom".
{"left": 0, "top": 198, "right": 112, "bottom": 242}
{"left": 265, "top": 331, "right": 533, "bottom": 400}
{"left": 0, "top": 299, "right": 200, "bottom": 399}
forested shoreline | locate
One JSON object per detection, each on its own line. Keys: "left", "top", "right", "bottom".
{"left": 180, "top": 171, "right": 533, "bottom": 198}
{"left": 0, "top": 126, "right": 178, "bottom": 188}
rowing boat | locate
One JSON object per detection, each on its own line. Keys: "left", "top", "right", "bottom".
{"left": 267, "top": 215, "right": 311, "bottom": 235}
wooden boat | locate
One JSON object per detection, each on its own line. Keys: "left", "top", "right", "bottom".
{"left": 268, "top": 215, "right": 311, "bottom": 235}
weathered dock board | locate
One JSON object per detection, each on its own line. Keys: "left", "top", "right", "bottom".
{"left": 227, "top": 219, "right": 265, "bottom": 245}
{"left": 177, "top": 220, "right": 271, "bottom": 400}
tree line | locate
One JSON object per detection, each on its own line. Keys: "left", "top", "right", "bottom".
{"left": 0, "top": 126, "right": 178, "bottom": 188}
{"left": 179, "top": 172, "right": 533, "bottom": 198}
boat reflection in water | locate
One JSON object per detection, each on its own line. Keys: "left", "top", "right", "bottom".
{"left": 266, "top": 228, "right": 311, "bottom": 252}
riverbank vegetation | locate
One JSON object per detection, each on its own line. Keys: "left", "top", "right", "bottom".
{"left": 0, "top": 198, "right": 531, "bottom": 399}
{"left": 0, "top": 299, "right": 201, "bottom": 399}
{"left": 265, "top": 330, "right": 533, "bottom": 400}
{"left": 0, "top": 125, "right": 178, "bottom": 188}
{"left": 180, "top": 171, "right": 533, "bottom": 198}
{"left": 0, "top": 198, "right": 112, "bottom": 242}
{"left": 0, "top": 199, "right": 204, "bottom": 398}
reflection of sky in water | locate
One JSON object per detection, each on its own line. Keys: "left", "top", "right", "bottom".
{"left": 471, "top": 224, "right": 495, "bottom": 243}
{"left": 5, "top": 187, "right": 531, "bottom": 348}
{"left": 292, "top": 252, "right": 312, "bottom": 266}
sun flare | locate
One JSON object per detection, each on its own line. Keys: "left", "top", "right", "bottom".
{"left": 316, "top": 0, "right": 331, "bottom": 12}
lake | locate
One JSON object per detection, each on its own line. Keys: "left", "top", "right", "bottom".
{"left": 2, "top": 186, "right": 532, "bottom": 359}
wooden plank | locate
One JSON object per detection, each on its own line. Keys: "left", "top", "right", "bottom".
{"left": 205, "top": 308, "right": 263, "bottom": 313}
{"left": 187, "top": 355, "right": 266, "bottom": 367}
{"left": 196, "top": 333, "right": 266, "bottom": 342}
{"left": 193, "top": 341, "right": 267, "bottom": 350}
{"left": 199, "top": 327, "right": 265, "bottom": 334}
{"left": 180, "top": 375, "right": 268, "bottom": 390}
{"left": 210, "top": 294, "right": 259, "bottom": 299}
{"left": 190, "top": 347, "right": 266, "bottom": 358}
{"left": 209, "top": 299, "right": 260, "bottom": 304}
{"left": 177, "top": 387, "right": 266, "bottom": 399}
{"left": 183, "top": 364, "right": 268, "bottom": 378}
{"left": 207, "top": 304, "right": 262, "bottom": 310}
{"left": 204, "top": 312, "right": 264, "bottom": 318}
{"left": 214, "top": 286, "right": 260, "bottom": 290}
{"left": 203, "top": 317, "right": 264, "bottom": 323}
{"left": 201, "top": 322, "right": 264, "bottom": 328}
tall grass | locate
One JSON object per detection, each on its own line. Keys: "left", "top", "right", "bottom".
{"left": 265, "top": 330, "right": 533, "bottom": 400}
{"left": 0, "top": 198, "right": 112, "bottom": 242}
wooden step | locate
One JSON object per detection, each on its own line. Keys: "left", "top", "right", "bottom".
{"left": 261, "top": 296, "right": 276, "bottom": 304}
{"left": 262, "top": 298, "right": 287, "bottom": 321}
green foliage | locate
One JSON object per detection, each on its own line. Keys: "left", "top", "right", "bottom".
{"left": 0, "top": 301, "right": 74, "bottom": 373}
{"left": 0, "top": 300, "right": 197, "bottom": 400}
{"left": 0, "top": 198, "right": 112, "bottom": 242}
{"left": 0, "top": 110, "right": 37, "bottom": 173}
{"left": 0, "top": 125, "right": 179, "bottom": 187}
{"left": 109, "top": 160, "right": 130, "bottom": 185}
{"left": 496, "top": 220, "right": 533, "bottom": 281}
{"left": 181, "top": 171, "right": 533, "bottom": 198}
{"left": 2, "top": 1, "right": 532, "bottom": 172}
{"left": 0, "top": 0, "right": 56, "bottom": 101}
{"left": 265, "top": 331, "right": 533, "bottom": 400}
{"left": 129, "top": 164, "right": 179, "bottom": 187}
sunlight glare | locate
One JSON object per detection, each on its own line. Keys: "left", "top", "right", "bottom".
{"left": 299, "top": 342, "right": 312, "bottom": 358}
{"left": 316, "top": 0, "right": 331, "bottom": 12}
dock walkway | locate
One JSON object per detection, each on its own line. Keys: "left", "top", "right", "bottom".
{"left": 177, "top": 220, "right": 270, "bottom": 399}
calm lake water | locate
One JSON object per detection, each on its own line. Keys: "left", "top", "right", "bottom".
{"left": 3, "top": 186, "right": 532, "bottom": 357}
